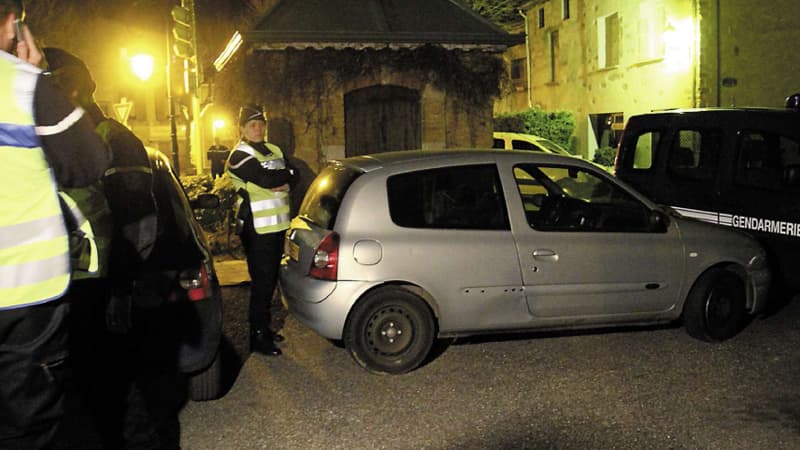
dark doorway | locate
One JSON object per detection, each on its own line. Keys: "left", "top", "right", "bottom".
{"left": 345, "top": 85, "right": 421, "bottom": 157}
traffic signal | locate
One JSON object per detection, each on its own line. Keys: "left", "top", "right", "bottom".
{"left": 171, "top": 5, "right": 194, "bottom": 60}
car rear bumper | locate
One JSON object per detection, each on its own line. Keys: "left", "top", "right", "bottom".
{"left": 279, "top": 273, "right": 371, "bottom": 340}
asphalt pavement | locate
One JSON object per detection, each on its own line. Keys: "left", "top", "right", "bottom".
{"left": 178, "top": 274, "right": 800, "bottom": 450}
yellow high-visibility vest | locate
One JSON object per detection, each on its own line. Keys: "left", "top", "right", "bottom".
{"left": 227, "top": 142, "right": 291, "bottom": 234}
{"left": 0, "top": 53, "right": 70, "bottom": 309}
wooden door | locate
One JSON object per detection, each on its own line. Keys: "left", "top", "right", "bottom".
{"left": 345, "top": 85, "right": 421, "bottom": 157}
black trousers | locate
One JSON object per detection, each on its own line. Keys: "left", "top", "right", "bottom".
{"left": 0, "top": 299, "right": 69, "bottom": 450}
{"left": 240, "top": 221, "right": 286, "bottom": 333}
{"left": 66, "top": 280, "right": 184, "bottom": 450}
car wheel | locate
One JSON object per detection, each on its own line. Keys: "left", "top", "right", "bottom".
{"left": 683, "top": 268, "right": 746, "bottom": 342}
{"left": 344, "top": 287, "right": 435, "bottom": 375}
{"left": 188, "top": 345, "right": 223, "bottom": 401}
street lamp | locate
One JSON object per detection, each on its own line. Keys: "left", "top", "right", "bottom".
{"left": 212, "top": 118, "right": 225, "bottom": 139}
{"left": 128, "top": 52, "right": 157, "bottom": 129}
{"left": 130, "top": 53, "right": 154, "bottom": 82}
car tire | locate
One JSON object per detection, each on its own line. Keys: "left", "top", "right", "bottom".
{"left": 683, "top": 268, "right": 746, "bottom": 342}
{"left": 188, "top": 345, "right": 223, "bottom": 401}
{"left": 344, "top": 287, "right": 435, "bottom": 375}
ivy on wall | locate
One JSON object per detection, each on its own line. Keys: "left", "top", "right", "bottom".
{"left": 216, "top": 45, "right": 507, "bottom": 112}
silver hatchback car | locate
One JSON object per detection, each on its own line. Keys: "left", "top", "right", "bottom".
{"left": 280, "top": 150, "right": 770, "bottom": 374}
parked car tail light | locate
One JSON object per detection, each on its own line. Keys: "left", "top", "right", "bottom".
{"left": 309, "top": 232, "right": 339, "bottom": 281}
{"left": 180, "top": 264, "right": 212, "bottom": 301}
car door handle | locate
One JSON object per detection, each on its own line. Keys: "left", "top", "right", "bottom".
{"left": 533, "top": 249, "right": 558, "bottom": 262}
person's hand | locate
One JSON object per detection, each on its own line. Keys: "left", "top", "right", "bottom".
{"left": 272, "top": 183, "right": 290, "bottom": 192}
{"left": 16, "top": 24, "right": 42, "bottom": 66}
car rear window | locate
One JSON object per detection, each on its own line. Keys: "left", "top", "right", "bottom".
{"left": 299, "top": 164, "right": 362, "bottom": 229}
{"left": 144, "top": 163, "right": 204, "bottom": 269}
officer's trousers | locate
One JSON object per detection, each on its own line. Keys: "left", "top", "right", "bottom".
{"left": 0, "top": 299, "right": 69, "bottom": 450}
{"left": 240, "top": 220, "right": 286, "bottom": 333}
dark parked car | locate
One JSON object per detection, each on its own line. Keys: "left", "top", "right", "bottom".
{"left": 136, "top": 148, "right": 224, "bottom": 401}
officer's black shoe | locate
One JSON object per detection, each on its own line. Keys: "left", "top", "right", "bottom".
{"left": 272, "top": 332, "right": 285, "bottom": 343}
{"left": 251, "top": 330, "right": 282, "bottom": 356}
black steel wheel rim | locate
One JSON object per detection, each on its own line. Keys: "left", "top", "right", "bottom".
{"left": 364, "top": 306, "right": 414, "bottom": 357}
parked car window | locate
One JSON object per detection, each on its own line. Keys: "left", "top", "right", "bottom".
{"left": 629, "top": 131, "right": 661, "bottom": 169}
{"left": 514, "top": 164, "right": 652, "bottom": 232}
{"left": 492, "top": 138, "right": 504, "bottom": 149}
{"left": 667, "top": 129, "right": 720, "bottom": 181}
{"left": 511, "top": 139, "right": 542, "bottom": 152}
{"left": 299, "top": 164, "right": 363, "bottom": 229}
{"left": 735, "top": 130, "right": 800, "bottom": 191}
{"left": 387, "top": 164, "right": 509, "bottom": 230}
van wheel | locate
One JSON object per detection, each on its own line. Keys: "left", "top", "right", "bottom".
{"left": 683, "top": 268, "right": 746, "bottom": 342}
{"left": 344, "top": 287, "right": 435, "bottom": 375}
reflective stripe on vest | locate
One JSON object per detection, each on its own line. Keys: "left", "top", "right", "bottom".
{"left": 227, "top": 142, "right": 291, "bottom": 234}
{"left": 0, "top": 54, "right": 70, "bottom": 309}
{"left": 59, "top": 191, "right": 99, "bottom": 276}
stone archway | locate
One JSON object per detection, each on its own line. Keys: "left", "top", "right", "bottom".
{"left": 344, "top": 85, "right": 421, "bottom": 157}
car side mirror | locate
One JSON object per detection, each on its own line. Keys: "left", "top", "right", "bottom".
{"left": 190, "top": 193, "right": 220, "bottom": 210}
{"left": 648, "top": 209, "right": 669, "bottom": 232}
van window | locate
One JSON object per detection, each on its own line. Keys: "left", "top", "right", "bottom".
{"left": 631, "top": 131, "right": 660, "bottom": 169}
{"left": 387, "top": 164, "right": 509, "bottom": 230}
{"left": 735, "top": 130, "right": 800, "bottom": 191}
{"left": 667, "top": 129, "right": 720, "bottom": 180}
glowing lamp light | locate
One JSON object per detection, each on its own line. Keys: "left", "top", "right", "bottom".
{"left": 130, "top": 53, "right": 154, "bottom": 81}
{"left": 663, "top": 18, "right": 694, "bottom": 73}
{"left": 212, "top": 119, "right": 225, "bottom": 131}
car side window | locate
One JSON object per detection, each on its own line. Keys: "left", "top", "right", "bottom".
{"left": 514, "top": 164, "right": 652, "bottom": 232}
{"left": 492, "top": 138, "right": 505, "bottom": 149}
{"left": 628, "top": 131, "right": 660, "bottom": 169}
{"left": 387, "top": 164, "right": 509, "bottom": 230}
{"left": 735, "top": 130, "right": 800, "bottom": 191}
{"left": 667, "top": 129, "right": 720, "bottom": 180}
{"left": 511, "top": 139, "right": 542, "bottom": 152}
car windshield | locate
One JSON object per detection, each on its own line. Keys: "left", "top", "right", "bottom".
{"left": 537, "top": 139, "right": 572, "bottom": 156}
{"left": 299, "top": 163, "right": 362, "bottom": 229}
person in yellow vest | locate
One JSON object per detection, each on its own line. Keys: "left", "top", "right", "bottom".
{"left": 227, "top": 104, "right": 294, "bottom": 356}
{"left": 0, "top": 1, "right": 111, "bottom": 448}
{"left": 42, "top": 47, "right": 172, "bottom": 449}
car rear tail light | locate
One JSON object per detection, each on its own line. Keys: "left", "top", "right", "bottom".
{"left": 180, "top": 264, "right": 212, "bottom": 301}
{"left": 309, "top": 232, "right": 339, "bottom": 281}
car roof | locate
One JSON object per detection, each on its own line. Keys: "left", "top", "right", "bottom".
{"left": 630, "top": 107, "right": 798, "bottom": 118}
{"left": 334, "top": 148, "right": 593, "bottom": 172}
{"left": 493, "top": 131, "right": 547, "bottom": 140}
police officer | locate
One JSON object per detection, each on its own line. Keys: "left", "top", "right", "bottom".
{"left": 227, "top": 104, "right": 293, "bottom": 356}
{"left": 43, "top": 48, "right": 176, "bottom": 449}
{"left": 0, "top": 2, "right": 110, "bottom": 447}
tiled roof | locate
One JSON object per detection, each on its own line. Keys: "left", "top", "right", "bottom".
{"left": 245, "top": 0, "right": 524, "bottom": 51}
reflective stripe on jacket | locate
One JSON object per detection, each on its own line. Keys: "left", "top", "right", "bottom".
{"left": 0, "top": 54, "right": 70, "bottom": 309}
{"left": 59, "top": 191, "right": 101, "bottom": 278}
{"left": 227, "top": 142, "right": 291, "bottom": 234}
